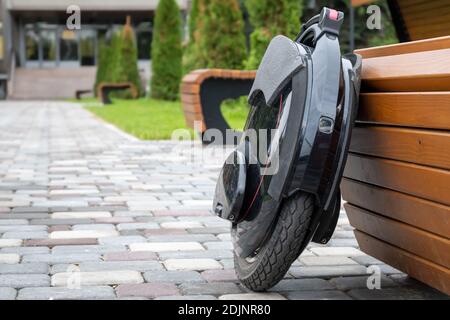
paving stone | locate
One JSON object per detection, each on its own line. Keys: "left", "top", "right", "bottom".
{"left": 217, "top": 233, "right": 231, "bottom": 241}
{"left": 52, "top": 270, "right": 143, "bottom": 286}
{"left": 328, "top": 238, "right": 359, "bottom": 247}
{"left": 143, "top": 270, "right": 204, "bottom": 284}
{"left": 0, "top": 239, "right": 23, "bottom": 248}
{"left": 72, "top": 224, "right": 117, "bottom": 231}
{"left": 0, "top": 274, "right": 50, "bottom": 288}
{"left": 48, "top": 225, "right": 71, "bottom": 233}
{"left": 143, "top": 229, "right": 188, "bottom": 237}
{"left": 153, "top": 210, "right": 210, "bottom": 217}
{"left": 51, "top": 261, "right": 162, "bottom": 273}
{"left": 219, "top": 293, "right": 286, "bottom": 300}
{"left": 270, "top": 279, "right": 334, "bottom": 292}
{"left": 219, "top": 259, "right": 234, "bottom": 269}
{"left": 160, "top": 221, "right": 203, "bottom": 229}
{"left": 50, "top": 230, "right": 119, "bottom": 239}
{"left": 30, "top": 218, "right": 94, "bottom": 226}
{"left": 0, "top": 254, "right": 20, "bottom": 264}
{"left": 164, "top": 259, "right": 222, "bottom": 271}
{"left": 51, "top": 245, "right": 124, "bottom": 254}
{"left": 104, "top": 251, "right": 157, "bottom": 261}
{"left": 351, "top": 255, "right": 384, "bottom": 266}
{"left": 117, "top": 223, "right": 159, "bottom": 231}
{"left": 94, "top": 217, "right": 134, "bottom": 224}
{"left": 309, "top": 247, "right": 365, "bottom": 257}
{"left": 145, "top": 234, "right": 217, "bottom": 243}
{"left": 0, "top": 263, "right": 49, "bottom": 274}
{"left": 51, "top": 212, "right": 111, "bottom": 219}
{"left": 285, "top": 290, "right": 352, "bottom": 300}
{"left": 2, "top": 231, "right": 48, "bottom": 240}
{"left": 180, "top": 282, "right": 242, "bottom": 295}
{"left": 0, "top": 225, "right": 47, "bottom": 232}
{"left": 289, "top": 265, "right": 368, "bottom": 278}
{"left": 0, "top": 219, "right": 28, "bottom": 225}
{"left": 158, "top": 250, "right": 233, "bottom": 260}
{"left": 116, "top": 283, "right": 180, "bottom": 298}
{"left": 0, "top": 287, "right": 17, "bottom": 300}
{"left": 299, "top": 256, "right": 359, "bottom": 266}
{"left": 23, "top": 253, "right": 101, "bottom": 264}
{"left": 330, "top": 275, "right": 399, "bottom": 291}
{"left": 188, "top": 227, "right": 229, "bottom": 234}
{"left": 1, "top": 247, "right": 50, "bottom": 254}
{"left": 98, "top": 236, "right": 146, "bottom": 246}
{"left": 130, "top": 242, "right": 204, "bottom": 252}
{"left": 201, "top": 269, "right": 238, "bottom": 282}
{"left": 18, "top": 286, "right": 116, "bottom": 300}
{"left": 203, "top": 241, "right": 233, "bottom": 250}
{"left": 24, "top": 238, "right": 98, "bottom": 247}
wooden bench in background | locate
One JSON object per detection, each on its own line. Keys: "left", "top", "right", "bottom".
{"left": 75, "top": 89, "right": 93, "bottom": 100}
{"left": 342, "top": 36, "right": 450, "bottom": 295}
{"left": 97, "top": 82, "right": 138, "bottom": 105}
{"left": 181, "top": 69, "right": 256, "bottom": 136}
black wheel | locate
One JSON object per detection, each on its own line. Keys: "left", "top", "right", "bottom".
{"left": 233, "top": 192, "right": 314, "bottom": 291}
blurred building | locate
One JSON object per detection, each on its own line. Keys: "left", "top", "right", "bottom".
{"left": 0, "top": 0, "right": 188, "bottom": 99}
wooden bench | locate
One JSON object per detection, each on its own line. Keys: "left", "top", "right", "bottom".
{"left": 342, "top": 36, "right": 450, "bottom": 295}
{"left": 180, "top": 69, "right": 256, "bottom": 137}
{"left": 75, "top": 89, "right": 93, "bottom": 100}
{"left": 97, "top": 82, "right": 138, "bottom": 104}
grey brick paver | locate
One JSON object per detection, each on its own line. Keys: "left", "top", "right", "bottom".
{"left": 0, "top": 101, "right": 444, "bottom": 300}
{"left": 17, "top": 286, "right": 116, "bottom": 300}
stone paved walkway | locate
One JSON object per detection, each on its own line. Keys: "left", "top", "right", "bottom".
{"left": 0, "top": 101, "right": 447, "bottom": 300}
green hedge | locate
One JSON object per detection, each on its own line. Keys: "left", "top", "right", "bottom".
{"left": 200, "top": 0, "right": 247, "bottom": 69}
{"left": 113, "top": 24, "right": 142, "bottom": 97}
{"left": 244, "top": 0, "right": 302, "bottom": 70}
{"left": 94, "top": 25, "right": 142, "bottom": 98}
{"left": 151, "top": 0, "right": 183, "bottom": 101}
{"left": 183, "top": 0, "right": 247, "bottom": 74}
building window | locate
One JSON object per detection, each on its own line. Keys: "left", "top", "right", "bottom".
{"left": 137, "top": 30, "right": 152, "bottom": 60}
{"left": 60, "top": 30, "right": 78, "bottom": 62}
{"left": 80, "top": 29, "right": 96, "bottom": 66}
{"left": 41, "top": 29, "right": 56, "bottom": 62}
{"left": 25, "top": 29, "right": 39, "bottom": 61}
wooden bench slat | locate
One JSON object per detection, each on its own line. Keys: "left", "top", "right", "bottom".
{"left": 398, "top": 0, "right": 450, "bottom": 16}
{"left": 346, "top": 204, "right": 450, "bottom": 268}
{"left": 355, "top": 36, "right": 450, "bottom": 58}
{"left": 344, "top": 154, "right": 450, "bottom": 206}
{"left": 357, "top": 92, "right": 450, "bottom": 130}
{"left": 361, "top": 48, "right": 450, "bottom": 92}
{"left": 355, "top": 230, "right": 450, "bottom": 295}
{"left": 341, "top": 178, "right": 450, "bottom": 238}
{"left": 350, "top": 126, "right": 450, "bottom": 170}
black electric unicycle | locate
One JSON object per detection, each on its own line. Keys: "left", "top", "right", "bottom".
{"left": 213, "top": 7, "right": 362, "bottom": 291}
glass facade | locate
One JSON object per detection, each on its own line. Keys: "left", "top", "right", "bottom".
{"left": 21, "top": 23, "right": 152, "bottom": 68}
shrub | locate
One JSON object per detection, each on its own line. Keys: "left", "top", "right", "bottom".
{"left": 244, "top": 0, "right": 302, "bottom": 69}
{"left": 113, "top": 22, "right": 142, "bottom": 97}
{"left": 182, "top": 0, "right": 207, "bottom": 74}
{"left": 151, "top": 0, "right": 183, "bottom": 101}
{"left": 93, "top": 40, "right": 111, "bottom": 95}
{"left": 199, "top": 0, "right": 247, "bottom": 69}
{"left": 94, "top": 24, "right": 142, "bottom": 99}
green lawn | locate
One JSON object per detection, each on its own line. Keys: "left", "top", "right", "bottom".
{"left": 83, "top": 97, "right": 249, "bottom": 140}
